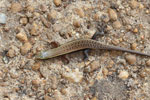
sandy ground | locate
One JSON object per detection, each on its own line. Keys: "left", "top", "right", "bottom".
{"left": 0, "top": 0, "right": 150, "bottom": 100}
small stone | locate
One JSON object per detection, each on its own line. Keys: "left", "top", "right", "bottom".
{"left": 44, "top": 95, "right": 53, "bottom": 100}
{"left": 133, "top": 28, "right": 138, "bottom": 33}
{"left": 0, "top": 13, "right": 7, "bottom": 24}
{"left": 40, "top": 4, "right": 48, "bottom": 12}
{"left": 26, "top": 5, "right": 34, "bottom": 12}
{"left": 32, "top": 79, "right": 40, "bottom": 86}
{"left": 7, "top": 48, "right": 15, "bottom": 57}
{"left": 90, "top": 61, "right": 100, "bottom": 72}
{"left": 139, "top": 3, "right": 144, "bottom": 9}
{"left": 108, "top": 8, "right": 117, "bottom": 21}
{"left": 102, "top": 68, "right": 108, "bottom": 76}
{"left": 113, "top": 20, "right": 122, "bottom": 29}
{"left": 91, "top": 97, "right": 97, "bottom": 100}
{"left": 94, "top": 13, "right": 100, "bottom": 21}
{"left": 146, "top": 60, "right": 150, "bottom": 66}
{"left": 75, "top": 8, "right": 85, "bottom": 18}
{"left": 16, "top": 31, "right": 28, "bottom": 42}
{"left": 20, "top": 17, "right": 28, "bottom": 25}
{"left": 118, "top": 70, "right": 129, "bottom": 80}
{"left": 111, "top": 39, "right": 119, "bottom": 45}
{"left": 31, "top": 62, "right": 41, "bottom": 71}
{"left": 125, "top": 55, "right": 136, "bottom": 65}
{"left": 131, "top": 43, "right": 137, "bottom": 50}
{"left": 60, "top": 88, "right": 67, "bottom": 95}
{"left": 11, "top": 2, "right": 22, "bottom": 13}
{"left": 20, "top": 42, "right": 32, "bottom": 55}
{"left": 62, "top": 68, "right": 83, "bottom": 83}
{"left": 145, "top": 10, "right": 150, "bottom": 14}
{"left": 53, "top": 0, "right": 62, "bottom": 7}
{"left": 47, "top": 10, "right": 57, "bottom": 20}
{"left": 30, "top": 23, "right": 39, "bottom": 36}
{"left": 51, "top": 76, "right": 58, "bottom": 89}
{"left": 73, "top": 20, "right": 81, "bottom": 28}
{"left": 130, "top": 0, "right": 138, "bottom": 9}
{"left": 107, "top": 60, "right": 114, "bottom": 68}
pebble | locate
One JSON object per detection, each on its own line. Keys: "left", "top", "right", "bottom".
{"left": 32, "top": 79, "right": 40, "bottom": 87}
{"left": 130, "top": 0, "right": 138, "bottom": 9}
{"left": 20, "top": 17, "right": 28, "bottom": 25}
{"left": 91, "top": 97, "right": 97, "bottom": 100}
{"left": 113, "top": 20, "right": 122, "bottom": 29}
{"left": 118, "top": 70, "right": 129, "bottom": 80}
{"left": 11, "top": 2, "right": 22, "bottom": 13}
{"left": 131, "top": 43, "right": 137, "bottom": 50}
{"left": 133, "top": 28, "right": 138, "bottom": 33}
{"left": 125, "top": 55, "right": 136, "bottom": 65}
{"left": 31, "top": 62, "right": 41, "bottom": 71}
{"left": 73, "top": 20, "right": 81, "bottom": 28}
{"left": 26, "top": 5, "right": 35, "bottom": 12}
{"left": 47, "top": 10, "right": 57, "bottom": 20}
{"left": 40, "top": 4, "right": 48, "bottom": 12}
{"left": 16, "top": 31, "right": 28, "bottom": 42}
{"left": 44, "top": 95, "right": 53, "bottom": 100}
{"left": 60, "top": 88, "right": 67, "bottom": 95}
{"left": 53, "top": 0, "right": 62, "bottom": 7}
{"left": 40, "top": 16, "right": 51, "bottom": 28}
{"left": 146, "top": 60, "right": 150, "bottom": 66}
{"left": 108, "top": 8, "right": 118, "bottom": 21}
{"left": 51, "top": 76, "right": 58, "bottom": 89}
{"left": 62, "top": 68, "right": 83, "bottom": 83}
{"left": 7, "top": 48, "right": 16, "bottom": 58}
{"left": 102, "top": 68, "right": 108, "bottom": 77}
{"left": 20, "top": 42, "right": 32, "bottom": 55}
{"left": 0, "top": 13, "right": 7, "bottom": 24}
{"left": 90, "top": 61, "right": 100, "bottom": 72}
{"left": 75, "top": 8, "right": 85, "bottom": 18}
{"left": 30, "top": 23, "right": 39, "bottom": 36}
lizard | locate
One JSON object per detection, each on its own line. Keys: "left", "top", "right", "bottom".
{"left": 35, "top": 38, "right": 150, "bottom": 59}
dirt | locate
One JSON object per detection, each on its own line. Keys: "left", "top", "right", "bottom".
{"left": 0, "top": 0, "right": 150, "bottom": 100}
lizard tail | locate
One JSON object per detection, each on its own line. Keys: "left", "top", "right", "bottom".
{"left": 100, "top": 44, "right": 150, "bottom": 57}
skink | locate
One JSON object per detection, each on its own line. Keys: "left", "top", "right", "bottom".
{"left": 35, "top": 38, "right": 150, "bottom": 59}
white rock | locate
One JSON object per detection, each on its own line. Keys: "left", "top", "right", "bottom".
{"left": 0, "top": 13, "right": 7, "bottom": 24}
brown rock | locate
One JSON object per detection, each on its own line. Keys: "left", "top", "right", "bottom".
{"left": 20, "top": 17, "right": 28, "bottom": 25}
{"left": 113, "top": 20, "right": 122, "bottom": 29}
{"left": 133, "top": 28, "right": 138, "bottom": 33}
{"left": 60, "top": 88, "right": 67, "bottom": 95}
{"left": 32, "top": 79, "right": 40, "bottom": 86}
{"left": 90, "top": 61, "right": 100, "bottom": 72}
{"left": 73, "top": 20, "right": 81, "bottom": 28}
{"left": 75, "top": 8, "right": 85, "bottom": 17}
{"left": 108, "top": 8, "right": 117, "bottom": 21}
{"left": 30, "top": 23, "right": 39, "bottom": 36}
{"left": 26, "top": 5, "right": 34, "bottom": 12}
{"left": 44, "top": 96, "right": 53, "bottom": 100}
{"left": 125, "top": 55, "right": 136, "bottom": 65}
{"left": 146, "top": 59, "right": 150, "bottom": 66}
{"left": 47, "top": 10, "right": 57, "bottom": 20}
{"left": 32, "top": 62, "right": 41, "bottom": 71}
{"left": 53, "top": 0, "right": 62, "bottom": 7}
{"left": 20, "top": 42, "right": 32, "bottom": 55}
{"left": 7, "top": 48, "right": 15, "bottom": 57}
{"left": 102, "top": 68, "right": 108, "bottom": 76}
{"left": 130, "top": 0, "right": 139, "bottom": 9}
{"left": 131, "top": 43, "right": 137, "bottom": 50}
{"left": 118, "top": 70, "right": 129, "bottom": 80}
{"left": 16, "top": 31, "right": 28, "bottom": 42}
{"left": 11, "top": 2, "right": 22, "bottom": 13}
